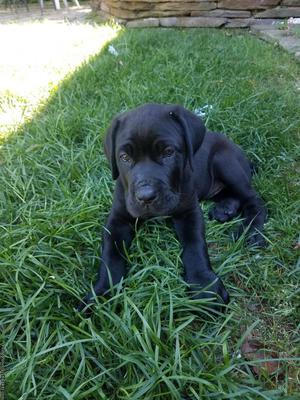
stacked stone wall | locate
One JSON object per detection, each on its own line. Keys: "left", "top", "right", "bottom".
{"left": 92, "top": 0, "right": 300, "bottom": 28}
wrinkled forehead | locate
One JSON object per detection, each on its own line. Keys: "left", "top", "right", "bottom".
{"left": 115, "top": 111, "right": 183, "bottom": 152}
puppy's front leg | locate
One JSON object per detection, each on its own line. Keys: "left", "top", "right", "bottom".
{"left": 173, "top": 207, "right": 229, "bottom": 307}
{"left": 78, "top": 184, "right": 134, "bottom": 311}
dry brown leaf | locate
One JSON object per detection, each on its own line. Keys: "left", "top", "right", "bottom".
{"left": 241, "top": 336, "right": 280, "bottom": 376}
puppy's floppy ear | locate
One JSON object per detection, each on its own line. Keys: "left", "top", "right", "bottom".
{"left": 104, "top": 116, "right": 120, "bottom": 180}
{"left": 169, "top": 105, "right": 206, "bottom": 171}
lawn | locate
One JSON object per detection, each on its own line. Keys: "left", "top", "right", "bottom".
{"left": 291, "top": 25, "right": 300, "bottom": 38}
{"left": 1, "top": 26, "right": 299, "bottom": 399}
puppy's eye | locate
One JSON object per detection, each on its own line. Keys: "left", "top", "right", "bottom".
{"left": 162, "top": 147, "right": 175, "bottom": 158}
{"left": 119, "top": 153, "right": 132, "bottom": 163}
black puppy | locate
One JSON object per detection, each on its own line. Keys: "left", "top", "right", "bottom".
{"left": 78, "top": 104, "right": 266, "bottom": 311}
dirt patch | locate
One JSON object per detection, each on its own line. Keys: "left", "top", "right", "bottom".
{"left": 0, "top": 3, "right": 91, "bottom": 24}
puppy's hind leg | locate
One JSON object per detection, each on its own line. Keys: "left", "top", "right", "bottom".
{"left": 214, "top": 154, "right": 267, "bottom": 247}
{"left": 236, "top": 196, "right": 266, "bottom": 247}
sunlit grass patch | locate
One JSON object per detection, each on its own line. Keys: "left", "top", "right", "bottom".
{"left": 0, "top": 20, "right": 120, "bottom": 139}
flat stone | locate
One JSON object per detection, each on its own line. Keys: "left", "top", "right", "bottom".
{"left": 108, "top": 7, "right": 187, "bottom": 19}
{"left": 260, "top": 0, "right": 281, "bottom": 4}
{"left": 251, "top": 26, "right": 300, "bottom": 61}
{"left": 175, "top": 16, "right": 226, "bottom": 27}
{"left": 256, "top": 7, "right": 300, "bottom": 18}
{"left": 281, "top": 0, "right": 300, "bottom": 5}
{"left": 250, "top": 26, "right": 286, "bottom": 38}
{"left": 127, "top": 17, "right": 159, "bottom": 27}
{"left": 205, "top": 9, "right": 251, "bottom": 17}
{"left": 159, "top": 17, "right": 178, "bottom": 26}
{"left": 260, "top": 0, "right": 282, "bottom": 3}
{"left": 278, "top": 35, "right": 300, "bottom": 53}
{"left": 250, "top": 18, "right": 286, "bottom": 27}
{"left": 218, "top": 0, "right": 280, "bottom": 10}
{"left": 155, "top": 2, "right": 217, "bottom": 11}
{"left": 117, "top": 0, "right": 216, "bottom": 2}
{"left": 106, "top": 1, "right": 154, "bottom": 11}
{"left": 190, "top": 11, "right": 210, "bottom": 16}
{"left": 225, "top": 18, "right": 252, "bottom": 28}
{"left": 106, "top": 1, "right": 217, "bottom": 12}
{"left": 251, "top": 27, "right": 283, "bottom": 42}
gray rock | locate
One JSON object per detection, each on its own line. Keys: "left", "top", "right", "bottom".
{"left": 251, "top": 25, "right": 300, "bottom": 62}
{"left": 225, "top": 18, "right": 252, "bottom": 28}
{"left": 218, "top": 0, "right": 280, "bottom": 10}
{"left": 160, "top": 16, "right": 227, "bottom": 27}
{"left": 174, "top": 16, "right": 226, "bottom": 27}
{"left": 207, "top": 9, "right": 251, "bottom": 18}
{"left": 281, "top": 0, "right": 300, "bottom": 6}
{"left": 159, "top": 17, "right": 178, "bottom": 27}
{"left": 256, "top": 7, "right": 300, "bottom": 18}
{"left": 249, "top": 18, "right": 286, "bottom": 27}
{"left": 127, "top": 18, "right": 160, "bottom": 27}
{"left": 155, "top": 1, "right": 217, "bottom": 11}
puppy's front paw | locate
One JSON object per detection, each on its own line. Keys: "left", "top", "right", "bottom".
{"left": 188, "top": 272, "right": 230, "bottom": 311}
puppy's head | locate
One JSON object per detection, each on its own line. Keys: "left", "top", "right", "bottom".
{"left": 104, "top": 103, "right": 206, "bottom": 218}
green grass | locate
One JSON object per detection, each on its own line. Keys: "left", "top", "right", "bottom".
{"left": 1, "top": 26, "right": 300, "bottom": 399}
{"left": 291, "top": 25, "right": 300, "bottom": 39}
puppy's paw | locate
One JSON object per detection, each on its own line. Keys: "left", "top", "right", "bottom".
{"left": 188, "top": 273, "right": 230, "bottom": 312}
{"left": 208, "top": 201, "right": 239, "bottom": 223}
{"left": 208, "top": 206, "right": 230, "bottom": 223}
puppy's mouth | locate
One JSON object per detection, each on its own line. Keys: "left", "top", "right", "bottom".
{"left": 126, "top": 191, "right": 180, "bottom": 219}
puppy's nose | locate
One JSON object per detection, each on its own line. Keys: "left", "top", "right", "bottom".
{"left": 135, "top": 186, "right": 157, "bottom": 205}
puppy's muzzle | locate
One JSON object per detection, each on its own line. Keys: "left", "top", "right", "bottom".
{"left": 135, "top": 183, "right": 158, "bottom": 206}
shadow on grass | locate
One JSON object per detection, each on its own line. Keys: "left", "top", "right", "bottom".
{"left": 1, "top": 27, "right": 300, "bottom": 399}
